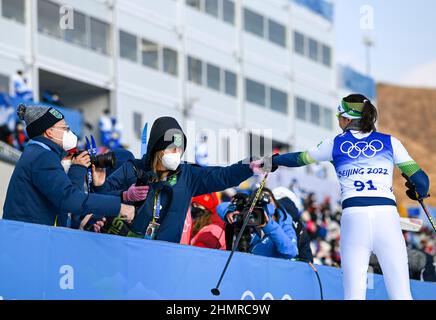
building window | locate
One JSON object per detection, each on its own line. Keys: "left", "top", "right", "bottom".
{"left": 322, "top": 44, "right": 331, "bottom": 67}
{"left": 270, "top": 88, "right": 288, "bottom": 114}
{"left": 163, "top": 47, "right": 178, "bottom": 76}
{"left": 222, "top": 0, "right": 235, "bottom": 24}
{"left": 268, "top": 19, "right": 286, "bottom": 47}
{"left": 246, "top": 78, "right": 266, "bottom": 107}
{"left": 294, "top": 31, "right": 305, "bottom": 55}
{"left": 188, "top": 56, "right": 203, "bottom": 85}
{"left": 296, "top": 97, "right": 306, "bottom": 120}
{"left": 119, "top": 30, "right": 138, "bottom": 62}
{"left": 224, "top": 70, "right": 237, "bottom": 97}
{"left": 205, "top": 0, "right": 219, "bottom": 17}
{"left": 206, "top": 63, "right": 221, "bottom": 91}
{"left": 133, "top": 112, "right": 143, "bottom": 140}
{"left": 244, "top": 8, "right": 264, "bottom": 38}
{"left": 90, "top": 18, "right": 110, "bottom": 55}
{"left": 323, "top": 108, "right": 333, "bottom": 130}
{"left": 0, "top": 73, "right": 9, "bottom": 93}
{"left": 310, "top": 102, "right": 320, "bottom": 125}
{"left": 64, "top": 10, "right": 87, "bottom": 47}
{"left": 2, "top": 0, "right": 25, "bottom": 23}
{"left": 308, "top": 38, "right": 319, "bottom": 62}
{"left": 37, "top": 0, "right": 61, "bottom": 38}
{"left": 186, "top": 0, "right": 201, "bottom": 10}
{"left": 141, "top": 39, "right": 159, "bottom": 70}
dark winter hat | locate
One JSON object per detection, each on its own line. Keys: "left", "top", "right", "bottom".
{"left": 143, "top": 116, "right": 187, "bottom": 169}
{"left": 17, "top": 104, "right": 64, "bottom": 139}
{"left": 148, "top": 117, "right": 187, "bottom": 154}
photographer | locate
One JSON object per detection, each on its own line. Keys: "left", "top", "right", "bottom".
{"left": 272, "top": 187, "right": 314, "bottom": 263}
{"left": 91, "top": 116, "right": 255, "bottom": 243}
{"left": 217, "top": 188, "right": 299, "bottom": 260}
{"left": 3, "top": 104, "right": 135, "bottom": 226}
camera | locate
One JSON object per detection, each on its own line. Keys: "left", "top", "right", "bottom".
{"left": 225, "top": 191, "right": 271, "bottom": 253}
{"left": 134, "top": 168, "right": 159, "bottom": 187}
{"left": 91, "top": 152, "right": 116, "bottom": 169}
{"left": 233, "top": 192, "right": 270, "bottom": 227}
{"left": 73, "top": 150, "right": 116, "bottom": 169}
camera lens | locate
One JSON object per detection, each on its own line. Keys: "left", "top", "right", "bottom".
{"left": 92, "top": 152, "right": 116, "bottom": 169}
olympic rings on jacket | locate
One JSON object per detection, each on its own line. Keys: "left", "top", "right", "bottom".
{"left": 340, "top": 140, "right": 384, "bottom": 159}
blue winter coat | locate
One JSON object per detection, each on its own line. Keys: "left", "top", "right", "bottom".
{"left": 58, "top": 164, "right": 88, "bottom": 228}
{"left": 217, "top": 202, "right": 299, "bottom": 259}
{"left": 3, "top": 136, "right": 122, "bottom": 226}
{"left": 93, "top": 159, "right": 253, "bottom": 243}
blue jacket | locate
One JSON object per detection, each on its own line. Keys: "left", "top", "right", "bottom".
{"left": 58, "top": 164, "right": 88, "bottom": 228}
{"left": 217, "top": 202, "right": 299, "bottom": 259}
{"left": 93, "top": 159, "right": 253, "bottom": 243}
{"left": 3, "top": 136, "right": 122, "bottom": 226}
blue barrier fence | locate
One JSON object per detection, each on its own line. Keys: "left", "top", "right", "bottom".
{"left": 0, "top": 219, "right": 435, "bottom": 300}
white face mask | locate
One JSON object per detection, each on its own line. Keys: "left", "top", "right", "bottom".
{"left": 162, "top": 152, "right": 181, "bottom": 171}
{"left": 53, "top": 128, "right": 78, "bottom": 151}
{"left": 61, "top": 159, "right": 72, "bottom": 173}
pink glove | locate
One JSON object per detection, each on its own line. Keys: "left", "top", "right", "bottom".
{"left": 250, "top": 159, "right": 266, "bottom": 175}
{"left": 123, "top": 184, "right": 150, "bottom": 202}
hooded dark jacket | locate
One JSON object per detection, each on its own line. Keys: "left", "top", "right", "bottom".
{"left": 93, "top": 117, "right": 253, "bottom": 243}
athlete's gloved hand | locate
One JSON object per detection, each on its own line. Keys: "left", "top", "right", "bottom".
{"left": 402, "top": 173, "right": 428, "bottom": 201}
{"left": 122, "top": 184, "right": 150, "bottom": 202}
{"left": 250, "top": 154, "right": 279, "bottom": 174}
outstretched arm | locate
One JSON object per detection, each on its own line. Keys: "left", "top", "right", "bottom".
{"left": 188, "top": 161, "right": 253, "bottom": 197}
{"left": 32, "top": 152, "right": 121, "bottom": 218}
{"left": 272, "top": 139, "right": 334, "bottom": 168}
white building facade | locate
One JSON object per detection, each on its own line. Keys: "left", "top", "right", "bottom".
{"left": 0, "top": 0, "right": 339, "bottom": 180}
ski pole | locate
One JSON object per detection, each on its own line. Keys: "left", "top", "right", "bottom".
{"left": 418, "top": 198, "right": 436, "bottom": 232}
{"left": 211, "top": 173, "right": 269, "bottom": 296}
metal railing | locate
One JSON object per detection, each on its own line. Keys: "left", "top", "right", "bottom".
{"left": 0, "top": 141, "right": 21, "bottom": 165}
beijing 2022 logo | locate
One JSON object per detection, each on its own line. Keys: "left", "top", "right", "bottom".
{"left": 340, "top": 140, "right": 384, "bottom": 159}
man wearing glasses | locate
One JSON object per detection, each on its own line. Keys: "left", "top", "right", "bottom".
{"left": 3, "top": 104, "right": 135, "bottom": 227}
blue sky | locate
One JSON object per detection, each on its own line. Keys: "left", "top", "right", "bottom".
{"left": 334, "top": 0, "right": 436, "bottom": 88}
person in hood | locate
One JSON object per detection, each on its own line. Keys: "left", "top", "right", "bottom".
{"left": 3, "top": 104, "right": 135, "bottom": 226}
{"left": 92, "top": 116, "right": 255, "bottom": 243}
{"left": 190, "top": 193, "right": 226, "bottom": 250}
{"left": 217, "top": 188, "right": 299, "bottom": 260}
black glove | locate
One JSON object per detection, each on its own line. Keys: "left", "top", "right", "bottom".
{"left": 402, "top": 173, "right": 423, "bottom": 201}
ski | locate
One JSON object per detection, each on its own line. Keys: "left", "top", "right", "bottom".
{"left": 399, "top": 217, "right": 423, "bottom": 232}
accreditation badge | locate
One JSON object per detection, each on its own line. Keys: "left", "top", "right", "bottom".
{"left": 144, "top": 221, "right": 160, "bottom": 240}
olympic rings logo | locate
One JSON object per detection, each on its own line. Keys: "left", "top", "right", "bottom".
{"left": 340, "top": 140, "right": 384, "bottom": 159}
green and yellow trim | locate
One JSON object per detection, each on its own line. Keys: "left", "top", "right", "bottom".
{"left": 297, "top": 151, "right": 316, "bottom": 166}
{"left": 398, "top": 161, "right": 421, "bottom": 177}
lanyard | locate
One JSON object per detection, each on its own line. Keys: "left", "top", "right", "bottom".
{"left": 152, "top": 189, "right": 162, "bottom": 223}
